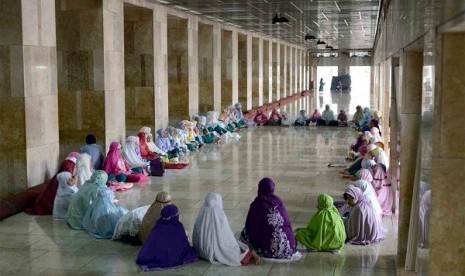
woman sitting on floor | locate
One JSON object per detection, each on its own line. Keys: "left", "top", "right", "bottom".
{"left": 53, "top": 171, "right": 78, "bottom": 220}
{"left": 280, "top": 111, "right": 293, "bottom": 127}
{"left": 67, "top": 170, "right": 108, "bottom": 230}
{"left": 369, "top": 144, "right": 389, "bottom": 171}
{"left": 317, "top": 105, "right": 339, "bottom": 126}
{"left": 136, "top": 205, "right": 198, "bottom": 271}
{"left": 294, "top": 110, "right": 309, "bottom": 126}
{"left": 103, "top": 142, "right": 148, "bottom": 185}
{"left": 121, "top": 136, "right": 149, "bottom": 171}
{"left": 309, "top": 109, "right": 321, "bottom": 124}
{"left": 234, "top": 102, "right": 248, "bottom": 127}
{"left": 138, "top": 192, "right": 173, "bottom": 244}
{"left": 26, "top": 153, "right": 78, "bottom": 215}
{"left": 343, "top": 186, "right": 384, "bottom": 245}
{"left": 80, "top": 134, "right": 104, "bottom": 170}
{"left": 372, "top": 163, "right": 393, "bottom": 216}
{"left": 340, "top": 145, "right": 370, "bottom": 178}
{"left": 113, "top": 191, "right": 173, "bottom": 245}
{"left": 193, "top": 193, "right": 261, "bottom": 266}
{"left": 337, "top": 110, "right": 348, "bottom": 127}
{"left": 241, "top": 178, "right": 301, "bottom": 262}
{"left": 253, "top": 109, "right": 268, "bottom": 126}
{"left": 267, "top": 109, "right": 282, "bottom": 126}
{"left": 351, "top": 105, "right": 364, "bottom": 126}
{"left": 155, "top": 128, "right": 180, "bottom": 160}
{"left": 140, "top": 126, "right": 167, "bottom": 157}
{"left": 359, "top": 107, "right": 373, "bottom": 130}
{"left": 351, "top": 169, "right": 383, "bottom": 219}
{"left": 206, "top": 111, "right": 228, "bottom": 135}
{"left": 75, "top": 153, "right": 93, "bottom": 188}
{"left": 138, "top": 132, "right": 159, "bottom": 160}
{"left": 83, "top": 188, "right": 128, "bottom": 239}
{"left": 295, "top": 194, "right": 346, "bottom": 252}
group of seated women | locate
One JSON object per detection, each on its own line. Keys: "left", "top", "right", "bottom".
{"left": 255, "top": 105, "right": 350, "bottom": 127}
{"left": 132, "top": 177, "right": 384, "bottom": 270}
{"left": 25, "top": 103, "right": 249, "bottom": 218}
{"left": 338, "top": 118, "right": 393, "bottom": 217}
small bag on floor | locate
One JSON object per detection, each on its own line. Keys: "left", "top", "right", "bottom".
{"left": 150, "top": 158, "right": 164, "bottom": 177}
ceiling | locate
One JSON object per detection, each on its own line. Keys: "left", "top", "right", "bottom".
{"left": 149, "top": 0, "right": 381, "bottom": 51}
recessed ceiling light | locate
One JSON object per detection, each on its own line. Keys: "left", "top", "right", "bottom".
{"left": 321, "top": 12, "right": 329, "bottom": 21}
{"left": 344, "top": 19, "right": 349, "bottom": 26}
{"left": 334, "top": 1, "right": 341, "bottom": 12}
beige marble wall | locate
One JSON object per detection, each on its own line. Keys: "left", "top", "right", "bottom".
{"left": 167, "top": 15, "right": 189, "bottom": 125}
{"left": 397, "top": 51, "right": 423, "bottom": 270}
{"left": 251, "top": 37, "right": 260, "bottom": 108}
{"left": 246, "top": 35, "right": 252, "bottom": 110}
{"left": 198, "top": 22, "right": 214, "bottom": 114}
{"left": 281, "top": 45, "right": 286, "bottom": 97}
{"left": 237, "top": 33, "right": 247, "bottom": 109}
{"left": 153, "top": 6, "right": 169, "bottom": 129}
{"left": 429, "top": 33, "right": 465, "bottom": 275}
{"left": 263, "top": 39, "right": 270, "bottom": 104}
{"left": 288, "top": 47, "right": 293, "bottom": 95}
{"left": 231, "top": 30, "right": 238, "bottom": 105}
{"left": 188, "top": 16, "right": 199, "bottom": 118}
{"left": 272, "top": 42, "right": 279, "bottom": 101}
{"left": 221, "top": 29, "right": 232, "bottom": 110}
{"left": 212, "top": 24, "right": 221, "bottom": 111}
{"left": 124, "top": 6, "right": 154, "bottom": 134}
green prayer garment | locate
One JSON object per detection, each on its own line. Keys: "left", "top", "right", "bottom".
{"left": 295, "top": 194, "right": 346, "bottom": 251}
{"left": 202, "top": 134, "right": 215, "bottom": 144}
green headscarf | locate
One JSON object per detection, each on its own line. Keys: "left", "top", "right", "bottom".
{"left": 67, "top": 170, "right": 109, "bottom": 229}
{"left": 295, "top": 194, "right": 346, "bottom": 251}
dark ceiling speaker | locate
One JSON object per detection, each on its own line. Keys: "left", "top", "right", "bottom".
{"left": 272, "top": 13, "right": 289, "bottom": 24}
{"left": 316, "top": 40, "right": 326, "bottom": 45}
{"left": 305, "top": 34, "right": 316, "bottom": 40}
{"left": 325, "top": 45, "right": 333, "bottom": 49}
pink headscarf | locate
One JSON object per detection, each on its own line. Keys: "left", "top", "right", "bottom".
{"left": 68, "top": 152, "right": 81, "bottom": 158}
{"left": 358, "top": 169, "right": 373, "bottom": 183}
{"left": 103, "top": 142, "right": 129, "bottom": 176}
{"left": 370, "top": 127, "right": 382, "bottom": 142}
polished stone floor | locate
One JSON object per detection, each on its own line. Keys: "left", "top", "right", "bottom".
{"left": 0, "top": 126, "right": 400, "bottom": 276}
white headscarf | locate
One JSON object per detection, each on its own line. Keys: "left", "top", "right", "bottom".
{"left": 75, "top": 153, "right": 92, "bottom": 188}
{"left": 206, "top": 111, "right": 220, "bottom": 126}
{"left": 122, "top": 136, "right": 147, "bottom": 168}
{"left": 193, "top": 193, "right": 249, "bottom": 266}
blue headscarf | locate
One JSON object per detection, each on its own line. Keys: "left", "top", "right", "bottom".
{"left": 156, "top": 128, "right": 172, "bottom": 152}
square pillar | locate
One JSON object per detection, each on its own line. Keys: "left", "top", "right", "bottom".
{"left": 153, "top": 7, "right": 169, "bottom": 129}
{"left": 246, "top": 34, "right": 252, "bottom": 110}
{"left": 213, "top": 24, "right": 221, "bottom": 111}
{"left": 231, "top": 30, "right": 238, "bottom": 105}
{"left": 188, "top": 16, "right": 199, "bottom": 117}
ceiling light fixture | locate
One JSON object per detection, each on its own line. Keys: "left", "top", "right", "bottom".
{"left": 272, "top": 13, "right": 289, "bottom": 24}
{"left": 334, "top": 1, "right": 341, "bottom": 12}
{"left": 321, "top": 12, "right": 329, "bottom": 21}
{"left": 344, "top": 19, "right": 349, "bottom": 26}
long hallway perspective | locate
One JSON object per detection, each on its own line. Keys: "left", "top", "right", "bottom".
{"left": 0, "top": 126, "right": 399, "bottom": 275}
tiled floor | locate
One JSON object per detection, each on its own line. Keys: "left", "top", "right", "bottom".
{"left": 0, "top": 126, "right": 400, "bottom": 276}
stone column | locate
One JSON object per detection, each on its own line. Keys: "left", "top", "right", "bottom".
{"left": 246, "top": 35, "right": 252, "bottom": 110}
{"left": 188, "top": 16, "right": 199, "bottom": 117}
{"left": 295, "top": 48, "right": 299, "bottom": 93}
{"left": 268, "top": 41, "right": 273, "bottom": 103}
{"left": 289, "top": 46, "right": 293, "bottom": 95}
{"left": 102, "top": 0, "right": 125, "bottom": 147}
{"left": 221, "top": 29, "right": 233, "bottom": 109}
{"left": 397, "top": 51, "right": 423, "bottom": 270}
{"left": 258, "top": 38, "right": 263, "bottom": 106}
{"left": 153, "top": 6, "right": 169, "bottom": 129}
{"left": 198, "top": 22, "right": 214, "bottom": 114}
{"left": 276, "top": 43, "right": 280, "bottom": 100}
{"left": 213, "top": 24, "right": 221, "bottom": 111}
{"left": 0, "top": 0, "right": 59, "bottom": 195}
{"left": 231, "top": 30, "right": 238, "bottom": 105}
{"left": 283, "top": 45, "right": 287, "bottom": 97}
{"left": 430, "top": 33, "right": 465, "bottom": 275}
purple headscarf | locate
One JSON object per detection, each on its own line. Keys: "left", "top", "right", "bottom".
{"left": 155, "top": 128, "right": 172, "bottom": 152}
{"left": 344, "top": 186, "right": 384, "bottom": 245}
{"left": 136, "top": 205, "right": 198, "bottom": 271}
{"left": 241, "top": 177, "right": 296, "bottom": 259}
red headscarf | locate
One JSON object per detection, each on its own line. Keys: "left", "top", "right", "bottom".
{"left": 269, "top": 109, "right": 282, "bottom": 122}
{"left": 253, "top": 110, "right": 268, "bottom": 125}
{"left": 138, "top": 132, "right": 159, "bottom": 160}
